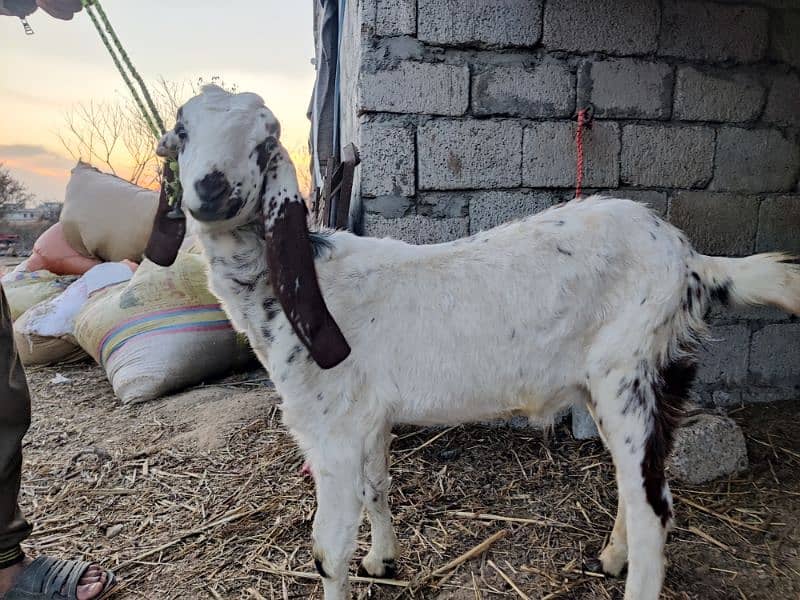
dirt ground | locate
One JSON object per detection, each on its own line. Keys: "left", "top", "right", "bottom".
{"left": 18, "top": 362, "right": 800, "bottom": 600}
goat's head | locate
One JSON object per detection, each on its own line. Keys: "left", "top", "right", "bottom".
{"left": 157, "top": 84, "right": 350, "bottom": 369}
{"left": 157, "top": 84, "right": 282, "bottom": 227}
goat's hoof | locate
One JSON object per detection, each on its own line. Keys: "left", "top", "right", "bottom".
{"left": 586, "top": 550, "right": 627, "bottom": 578}
{"left": 358, "top": 557, "right": 397, "bottom": 579}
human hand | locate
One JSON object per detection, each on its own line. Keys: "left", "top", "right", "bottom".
{"left": 0, "top": 0, "right": 82, "bottom": 20}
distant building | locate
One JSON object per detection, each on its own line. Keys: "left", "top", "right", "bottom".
{"left": 0, "top": 202, "right": 61, "bottom": 223}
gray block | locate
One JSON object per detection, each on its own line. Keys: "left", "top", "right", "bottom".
{"left": 579, "top": 58, "right": 673, "bottom": 120}
{"left": 750, "top": 323, "right": 800, "bottom": 385}
{"left": 696, "top": 324, "right": 750, "bottom": 386}
{"left": 659, "top": 0, "right": 769, "bottom": 63}
{"left": 668, "top": 192, "right": 758, "bottom": 256}
{"left": 418, "top": 0, "right": 543, "bottom": 47}
{"left": 360, "top": 61, "right": 469, "bottom": 116}
{"left": 711, "top": 127, "right": 799, "bottom": 193}
{"left": 416, "top": 192, "right": 471, "bottom": 219}
{"left": 469, "top": 190, "right": 562, "bottom": 233}
{"left": 375, "top": 0, "right": 416, "bottom": 37}
{"left": 359, "top": 122, "right": 415, "bottom": 197}
{"left": 757, "top": 196, "right": 800, "bottom": 255}
{"left": 362, "top": 195, "right": 414, "bottom": 219}
{"left": 771, "top": 10, "right": 800, "bottom": 69}
{"left": 621, "top": 125, "right": 715, "bottom": 188}
{"left": 666, "top": 414, "right": 748, "bottom": 484}
{"left": 764, "top": 73, "right": 800, "bottom": 126}
{"left": 523, "top": 121, "right": 620, "bottom": 188}
{"left": 543, "top": 0, "right": 659, "bottom": 55}
{"left": 363, "top": 214, "right": 469, "bottom": 244}
{"left": 673, "top": 67, "right": 765, "bottom": 122}
{"left": 418, "top": 119, "right": 523, "bottom": 190}
{"left": 571, "top": 404, "right": 599, "bottom": 440}
{"left": 472, "top": 62, "right": 575, "bottom": 118}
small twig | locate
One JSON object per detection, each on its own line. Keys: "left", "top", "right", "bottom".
{"left": 687, "top": 526, "right": 735, "bottom": 553}
{"left": 487, "top": 560, "right": 530, "bottom": 600}
{"left": 674, "top": 495, "right": 767, "bottom": 532}
{"left": 395, "top": 426, "right": 458, "bottom": 463}
{"left": 254, "top": 565, "right": 409, "bottom": 587}
{"left": 393, "top": 529, "right": 508, "bottom": 598}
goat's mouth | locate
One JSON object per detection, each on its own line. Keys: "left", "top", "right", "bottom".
{"left": 188, "top": 195, "right": 244, "bottom": 222}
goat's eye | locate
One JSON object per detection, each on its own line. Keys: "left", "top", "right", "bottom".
{"left": 175, "top": 126, "right": 187, "bottom": 141}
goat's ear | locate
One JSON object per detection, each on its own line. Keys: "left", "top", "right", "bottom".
{"left": 263, "top": 146, "right": 351, "bottom": 369}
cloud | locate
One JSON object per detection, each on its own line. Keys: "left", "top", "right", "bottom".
{"left": 0, "top": 144, "right": 56, "bottom": 157}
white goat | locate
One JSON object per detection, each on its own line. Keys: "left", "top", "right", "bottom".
{"left": 155, "top": 85, "right": 800, "bottom": 600}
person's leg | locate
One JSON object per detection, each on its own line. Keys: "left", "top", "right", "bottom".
{"left": 0, "top": 284, "right": 110, "bottom": 599}
{"left": 0, "top": 283, "right": 31, "bottom": 571}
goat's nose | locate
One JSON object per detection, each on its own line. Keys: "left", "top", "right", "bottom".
{"left": 194, "top": 171, "right": 231, "bottom": 204}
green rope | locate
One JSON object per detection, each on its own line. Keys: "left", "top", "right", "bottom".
{"left": 88, "top": 0, "right": 166, "bottom": 135}
{"left": 80, "top": 0, "right": 160, "bottom": 140}
{"left": 80, "top": 0, "right": 181, "bottom": 207}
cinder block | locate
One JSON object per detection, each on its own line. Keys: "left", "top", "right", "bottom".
{"left": 674, "top": 67, "right": 765, "bottom": 122}
{"left": 621, "top": 125, "right": 715, "bottom": 188}
{"left": 360, "top": 61, "right": 469, "bottom": 116}
{"left": 416, "top": 192, "right": 471, "bottom": 219}
{"left": 750, "top": 323, "right": 800, "bottom": 385}
{"left": 764, "top": 73, "right": 800, "bottom": 126}
{"left": 696, "top": 324, "right": 750, "bottom": 385}
{"left": 418, "top": 120, "right": 523, "bottom": 190}
{"left": 771, "top": 10, "right": 800, "bottom": 69}
{"left": 667, "top": 414, "right": 748, "bottom": 484}
{"left": 359, "top": 122, "right": 415, "bottom": 197}
{"left": 579, "top": 58, "right": 673, "bottom": 119}
{"left": 571, "top": 404, "right": 599, "bottom": 440}
{"left": 616, "top": 190, "right": 668, "bottom": 216}
{"left": 668, "top": 192, "right": 758, "bottom": 256}
{"left": 523, "top": 121, "right": 620, "bottom": 188}
{"left": 363, "top": 214, "right": 469, "bottom": 244}
{"left": 469, "top": 190, "right": 562, "bottom": 233}
{"left": 757, "top": 196, "right": 800, "bottom": 255}
{"left": 543, "top": 0, "right": 659, "bottom": 55}
{"left": 659, "top": 0, "right": 768, "bottom": 63}
{"left": 362, "top": 195, "right": 413, "bottom": 218}
{"left": 711, "top": 127, "right": 799, "bottom": 193}
{"left": 375, "top": 0, "right": 416, "bottom": 37}
{"left": 472, "top": 62, "right": 575, "bottom": 118}
{"left": 418, "top": 0, "right": 543, "bottom": 47}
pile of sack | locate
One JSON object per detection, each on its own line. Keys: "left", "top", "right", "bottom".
{"left": 2, "top": 162, "right": 252, "bottom": 403}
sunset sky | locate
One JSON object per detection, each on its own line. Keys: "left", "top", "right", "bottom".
{"left": 0, "top": 1, "right": 315, "bottom": 202}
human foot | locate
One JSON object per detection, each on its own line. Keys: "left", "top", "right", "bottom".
{"left": 0, "top": 556, "right": 112, "bottom": 599}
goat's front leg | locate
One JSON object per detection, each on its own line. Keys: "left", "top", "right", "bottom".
{"left": 311, "top": 441, "right": 364, "bottom": 600}
{"left": 359, "top": 424, "right": 399, "bottom": 578}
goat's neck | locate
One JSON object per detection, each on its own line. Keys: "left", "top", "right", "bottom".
{"left": 199, "top": 221, "right": 282, "bottom": 356}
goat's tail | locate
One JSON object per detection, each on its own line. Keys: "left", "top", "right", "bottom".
{"left": 695, "top": 253, "right": 800, "bottom": 315}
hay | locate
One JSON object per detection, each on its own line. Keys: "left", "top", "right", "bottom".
{"left": 18, "top": 362, "right": 800, "bottom": 599}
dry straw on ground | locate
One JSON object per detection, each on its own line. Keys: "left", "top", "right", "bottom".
{"left": 19, "top": 363, "right": 800, "bottom": 599}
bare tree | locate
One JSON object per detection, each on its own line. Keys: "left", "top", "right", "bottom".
{"left": 58, "top": 77, "right": 239, "bottom": 188}
{"left": 0, "top": 164, "right": 33, "bottom": 208}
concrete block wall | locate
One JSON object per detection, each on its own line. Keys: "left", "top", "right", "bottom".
{"left": 335, "top": 0, "right": 800, "bottom": 406}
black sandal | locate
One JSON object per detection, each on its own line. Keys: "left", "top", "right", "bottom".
{"left": 4, "top": 556, "right": 117, "bottom": 600}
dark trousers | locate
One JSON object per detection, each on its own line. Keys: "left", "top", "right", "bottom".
{"left": 0, "top": 283, "right": 31, "bottom": 568}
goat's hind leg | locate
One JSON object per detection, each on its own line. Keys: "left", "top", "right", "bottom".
{"left": 359, "top": 423, "right": 399, "bottom": 578}
{"left": 589, "top": 365, "right": 683, "bottom": 600}
{"left": 584, "top": 400, "right": 628, "bottom": 577}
